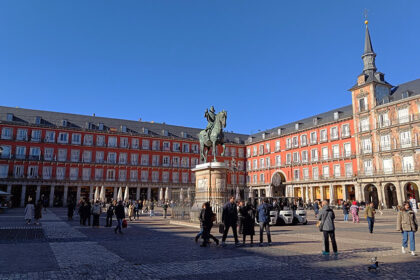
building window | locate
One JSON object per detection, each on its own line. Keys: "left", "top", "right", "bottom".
{"left": 108, "top": 136, "right": 117, "bottom": 147}
{"left": 378, "top": 113, "right": 390, "bottom": 128}
{"left": 29, "top": 147, "right": 41, "bottom": 160}
{"left": 359, "top": 97, "right": 367, "bottom": 112}
{"left": 333, "top": 164, "right": 340, "bottom": 177}
{"left": 293, "top": 152, "right": 300, "bottom": 163}
{"left": 0, "top": 165, "right": 8, "bottom": 178}
{"left": 72, "top": 133, "right": 81, "bottom": 145}
{"left": 182, "top": 173, "right": 188, "bottom": 183}
{"left": 343, "top": 143, "right": 351, "bottom": 157}
{"left": 83, "top": 135, "right": 93, "bottom": 146}
{"left": 332, "top": 145, "right": 339, "bottom": 159}
{"left": 380, "top": 134, "right": 391, "bottom": 151}
{"left": 345, "top": 163, "right": 353, "bottom": 177}
{"left": 286, "top": 138, "right": 292, "bottom": 149}
{"left": 322, "top": 166, "right": 329, "bottom": 178}
{"left": 44, "top": 148, "right": 54, "bottom": 161}
{"left": 265, "top": 143, "right": 270, "bottom": 154}
{"left": 162, "top": 156, "right": 170, "bottom": 167}
{"left": 259, "top": 144, "right": 264, "bottom": 155}
{"left": 330, "top": 127, "right": 338, "bottom": 140}
{"left": 172, "top": 172, "right": 179, "bottom": 183}
{"left": 253, "top": 159, "right": 258, "bottom": 170}
{"left": 82, "top": 168, "right": 91, "bottom": 180}
{"left": 321, "top": 147, "right": 329, "bottom": 160}
{"left": 120, "top": 137, "right": 129, "bottom": 148}
{"left": 192, "top": 144, "right": 199, "bottom": 154}
{"left": 172, "top": 157, "right": 179, "bottom": 167}
{"left": 320, "top": 130, "right": 327, "bottom": 142}
{"left": 141, "top": 154, "right": 149, "bottom": 166}
{"left": 45, "top": 131, "right": 55, "bottom": 143}
{"left": 16, "top": 129, "right": 28, "bottom": 141}
{"left": 14, "top": 165, "right": 24, "bottom": 178}
{"left": 70, "top": 168, "right": 79, "bottom": 180}
{"left": 253, "top": 146, "right": 257, "bottom": 156}
{"left": 70, "top": 150, "right": 80, "bottom": 162}
{"left": 130, "top": 154, "right": 138, "bottom": 165}
{"left": 173, "top": 142, "right": 180, "bottom": 152}
{"left": 82, "top": 150, "right": 92, "bottom": 163}
{"left": 27, "top": 166, "right": 38, "bottom": 177}
{"left": 303, "top": 168, "right": 309, "bottom": 180}
{"left": 56, "top": 167, "right": 66, "bottom": 180}
{"left": 181, "top": 157, "right": 189, "bottom": 168}
{"left": 163, "top": 141, "right": 170, "bottom": 151}
{"left": 364, "top": 160, "right": 373, "bottom": 175}
{"left": 152, "top": 155, "right": 160, "bottom": 166}
{"left": 119, "top": 170, "right": 127, "bottom": 182}
{"left": 31, "top": 130, "right": 41, "bottom": 142}
{"left": 57, "top": 132, "right": 68, "bottom": 143}
{"left": 400, "top": 130, "right": 411, "bottom": 148}
{"left": 130, "top": 138, "right": 138, "bottom": 149}
{"left": 247, "top": 148, "right": 251, "bottom": 157}
{"left": 191, "top": 158, "right": 199, "bottom": 168}
{"left": 95, "top": 151, "right": 104, "bottom": 163}
{"left": 260, "top": 158, "right": 264, "bottom": 169}
{"left": 253, "top": 174, "right": 257, "bottom": 183}
{"left": 106, "top": 169, "right": 115, "bottom": 181}
{"left": 57, "top": 149, "right": 67, "bottom": 162}
{"left": 402, "top": 155, "right": 414, "bottom": 173}
{"left": 182, "top": 143, "right": 190, "bottom": 153}
{"left": 334, "top": 112, "right": 339, "bottom": 120}
{"left": 275, "top": 141, "right": 280, "bottom": 152}
{"left": 152, "top": 140, "right": 160, "bottom": 151}
{"left": 301, "top": 150, "right": 308, "bottom": 163}
{"left": 265, "top": 157, "right": 270, "bottom": 168}
{"left": 292, "top": 136, "right": 298, "bottom": 147}
{"left": 341, "top": 124, "right": 350, "bottom": 137}
{"left": 360, "top": 118, "right": 369, "bottom": 132}
{"left": 96, "top": 135, "right": 105, "bottom": 147}
{"left": 293, "top": 169, "right": 299, "bottom": 181}
{"left": 119, "top": 153, "right": 127, "bottom": 164}
{"left": 95, "top": 169, "right": 103, "bottom": 180}
{"left": 361, "top": 138, "right": 372, "bottom": 154}
{"left": 383, "top": 158, "right": 393, "bottom": 174}
{"left": 301, "top": 135, "right": 307, "bottom": 146}
{"left": 130, "top": 170, "right": 138, "bottom": 181}
{"left": 162, "top": 172, "right": 169, "bottom": 183}
{"left": 286, "top": 153, "right": 291, "bottom": 164}
{"left": 398, "top": 107, "right": 409, "bottom": 124}
{"left": 107, "top": 152, "right": 117, "bottom": 164}
{"left": 260, "top": 173, "right": 264, "bottom": 183}
{"left": 42, "top": 166, "right": 52, "bottom": 179}
{"left": 275, "top": 155, "right": 281, "bottom": 166}
{"left": 310, "top": 131, "right": 317, "bottom": 144}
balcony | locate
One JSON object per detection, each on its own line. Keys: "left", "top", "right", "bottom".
{"left": 341, "top": 132, "right": 351, "bottom": 138}
{"left": 359, "top": 125, "right": 370, "bottom": 132}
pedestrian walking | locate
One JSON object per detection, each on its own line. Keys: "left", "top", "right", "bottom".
{"left": 313, "top": 200, "right": 319, "bottom": 218}
{"left": 134, "top": 201, "right": 139, "bottom": 220}
{"left": 84, "top": 201, "right": 92, "bottom": 226}
{"left": 128, "top": 203, "right": 134, "bottom": 221}
{"left": 78, "top": 202, "right": 85, "bottom": 225}
{"left": 242, "top": 202, "right": 256, "bottom": 246}
{"left": 41, "top": 194, "right": 48, "bottom": 213}
{"left": 24, "top": 197, "right": 34, "bottom": 224}
{"left": 34, "top": 200, "right": 43, "bottom": 225}
{"left": 199, "top": 202, "right": 219, "bottom": 247}
{"left": 397, "top": 201, "right": 418, "bottom": 256}
{"left": 238, "top": 201, "right": 246, "bottom": 235}
{"left": 365, "top": 202, "right": 376, "bottom": 234}
{"left": 350, "top": 201, "right": 360, "bottom": 223}
{"left": 343, "top": 201, "right": 349, "bottom": 222}
{"left": 67, "top": 200, "right": 75, "bottom": 221}
{"left": 221, "top": 197, "right": 239, "bottom": 247}
{"left": 106, "top": 202, "right": 115, "bottom": 227}
{"left": 114, "top": 201, "right": 125, "bottom": 234}
{"left": 91, "top": 201, "right": 101, "bottom": 227}
{"left": 318, "top": 200, "right": 338, "bottom": 255}
{"left": 257, "top": 198, "right": 272, "bottom": 246}
{"left": 139, "top": 200, "right": 144, "bottom": 215}
{"left": 150, "top": 201, "right": 155, "bottom": 217}
{"left": 162, "top": 201, "right": 168, "bottom": 219}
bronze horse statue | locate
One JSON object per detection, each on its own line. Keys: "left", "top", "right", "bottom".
{"left": 199, "top": 110, "right": 227, "bottom": 162}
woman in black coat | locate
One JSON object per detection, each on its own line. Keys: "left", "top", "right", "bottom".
{"left": 242, "top": 202, "right": 256, "bottom": 246}
{"left": 200, "top": 202, "right": 219, "bottom": 247}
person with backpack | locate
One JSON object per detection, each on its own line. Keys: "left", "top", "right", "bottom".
{"left": 242, "top": 202, "right": 256, "bottom": 246}
{"left": 221, "top": 197, "right": 240, "bottom": 247}
{"left": 199, "top": 202, "right": 219, "bottom": 247}
{"left": 91, "top": 201, "right": 101, "bottom": 228}
{"left": 257, "top": 198, "right": 272, "bottom": 246}
{"left": 318, "top": 200, "right": 338, "bottom": 255}
{"left": 350, "top": 201, "right": 360, "bottom": 223}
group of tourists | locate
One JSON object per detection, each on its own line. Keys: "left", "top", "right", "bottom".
{"left": 195, "top": 197, "right": 272, "bottom": 247}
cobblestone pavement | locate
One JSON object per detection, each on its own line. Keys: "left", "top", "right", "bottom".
{"left": 0, "top": 208, "right": 419, "bottom": 279}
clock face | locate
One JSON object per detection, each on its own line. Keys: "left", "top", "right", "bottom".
{"left": 272, "top": 173, "right": 283, "bottom": 187}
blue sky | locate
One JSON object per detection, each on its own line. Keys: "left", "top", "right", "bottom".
{"left": 1, "top": 1, "right": 419, "bottom": 135}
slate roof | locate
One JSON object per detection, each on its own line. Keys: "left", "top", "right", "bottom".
{"left": 248, "top": 105, "right": 354, "bottom": 143}
{"left": 0, "top": 106, "right": 248, "bottom": 144}
{"left": 389, "top": 78, "right": 420, "bottom": 103}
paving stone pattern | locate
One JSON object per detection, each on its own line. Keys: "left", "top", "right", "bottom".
{"left": 0, "top": 208, "right": 419, "bottom": 279}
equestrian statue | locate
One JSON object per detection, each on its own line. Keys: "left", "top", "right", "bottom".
{"left": 199, "top": 106, "right": 227, "bottom": 163}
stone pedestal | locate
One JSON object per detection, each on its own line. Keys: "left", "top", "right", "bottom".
{"left": 190, "top": 162, "right": 229, "bottom": 222}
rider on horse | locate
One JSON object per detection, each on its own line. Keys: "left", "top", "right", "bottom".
{"left": 204, "top": 106, "right": 216, "bottom": 136}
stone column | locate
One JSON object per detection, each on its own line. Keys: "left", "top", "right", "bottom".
{"left": 35, "top": 185, "right": 41, "bottom": 202}
{"left": 300, "top": 186, "right": 304, "bottom": 201}
{"left": 166, "top": 187, "right": 171, "bottom": 200}
{"left": 310, "top": 186, "right": 314, "bottom": 201}
{"left": 113, "top": 187, "right": 118, "bottom": 201}
{"left": 147, "top": 187, "right": 151, "bottom": 200}
{"left": 249, "top": 187, "right": 254, "bottom": 198}
{"left": 7, "top": 184, "right": 12, "bottom": 194}
{"left": 49, "top": 185, "right": 55, "bottom": 207}
{"left": 90, "top": 186, "right": 94, "bottom": 201}
{"left": 164, "top": 187, "right": 169, "bottom": 201}
{"left": 20, "top": 185, "right": 27, "bottom": 207}
{"left": 63, "top": 185, "right": 68, "bottom": 207}
{"left": 305, "top": 187, "right": 309, "bottom": 203}
{"left": 377, "top": 183, "right": 384, "bottom": 206}
{"left": 136, "top": 187, "right": 140, "bottom": 200}
{"left": 355, "top": 184, "right": 363, "bottom": 202}
{"left": 397, "top": 181, "right": 404, "bottom": 206}
{"left": 329, "top": 184, "right": 335, "bottom": 204}
{"left": 76, "top": 186, "right": 81, "bottom": 203}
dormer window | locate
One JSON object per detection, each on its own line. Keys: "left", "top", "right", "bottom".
{"left": 142, "top": 127, "right": 149, "bottom": 134}
{"left": 295, "top": 123, "right": 300, "bottom": 130}
{"left": 162, "top": 129, "right": 168, "bottom": 136}
{"left": 6, "top": 113, "right": 13, "bottom": 121}
{"left": 248, "top": 137, "right": 253, "bottom": 143}
{"left": 62, "top": 120, "right": 68, "bottom": 127}
{"left": 334, "top": 112, "right": 339, "bottom": 120}
{"left": 98, "top": 123, "right": 104, "bottom": 131}
{"left": 86, "top": 122, "right": 93, "bottom": 129}
{"left": 121, "top": 125, "right": 127, "bottom": 133}
{"left": 277, "top": 128, "right": 282, "bottom": 136}
{"left": 35, "top": 116, "right": 41, "bottom": 125}
{"left": 313, "top": 118, "right": 318, "bottom": 125}
{"left": 181, "top": 131, "right": 187, "bottom": 138}
{"left": 402, "top": 91, "right": 410, "bottom": 99}
{"left": 262, "top": 133, "right": 266, "bottom": 139}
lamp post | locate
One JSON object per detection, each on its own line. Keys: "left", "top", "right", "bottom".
{"left": 230, "top": 158, "right": 239, "bottom": 200}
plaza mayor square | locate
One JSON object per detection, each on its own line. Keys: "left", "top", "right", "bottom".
{"left": 0, "top": 1, "right": 419, "bottom": 279}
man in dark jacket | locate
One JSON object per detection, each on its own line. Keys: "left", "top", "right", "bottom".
{"left": 318, "top": 200, "right": 338, "bottom": 255}
{"left": 221, "top": 197, "right": 239, "bottom": 246}
{"left": 257, "top": 198, "right": 272, "bottom": 246}
{"left": 114, "top": 201, "right": 125, "bottom": 234}
{"left": 106, "top": 202, "right": 115, "bottom": 227}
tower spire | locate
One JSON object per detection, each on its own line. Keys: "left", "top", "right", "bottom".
{"left": 362, "top": 20, "right": 377, "bottom": 73}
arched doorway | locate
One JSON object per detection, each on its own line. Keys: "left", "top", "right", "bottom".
{"left": 404, "top": 182, "right": 419, "bottom": 201}
{"left": 384, "top": 183, "right": 398, "bottom": 208}
{"left": 364, "top": 184, "right": 379, "bottom": 208}
{"left": 271, "top": 172, "right": 286, "bottom": 197}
